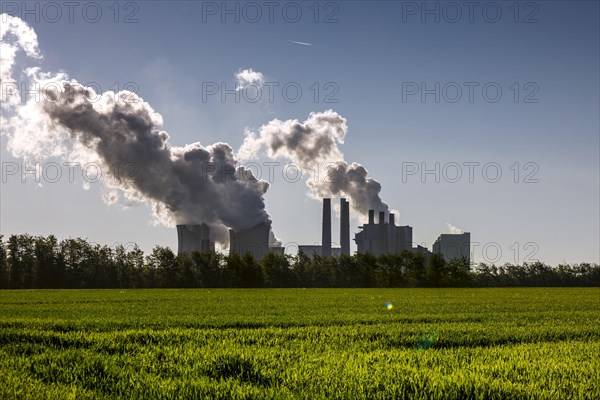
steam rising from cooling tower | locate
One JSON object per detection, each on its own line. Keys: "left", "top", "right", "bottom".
{"left": 447, "top": 223, "right": 464, "bottom": 234}
{"left": 3, "top": 14, "right": 394, "bottom": 252}
{"left": 1, "top": 15, "right": 273, "bottom": 243}
{"left": 239, "top": 110, "right": 392, "bottom": 220}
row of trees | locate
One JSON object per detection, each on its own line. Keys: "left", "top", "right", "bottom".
{"left": 1, "top": 234, "right": 598, "bottom": 289}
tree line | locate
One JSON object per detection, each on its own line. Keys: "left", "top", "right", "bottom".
{"left": 0, "top": 234, "right": 598, "bottom": 289}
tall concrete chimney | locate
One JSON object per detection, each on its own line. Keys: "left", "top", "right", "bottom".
{"left": 368, "top": 210, "right": 375, "bottom": 225}
{"left": 389, "top": 213, "right": 395, "bottom": 226}
{"left": 322, "top": 198, "right": 332, "bottom": 256}
{"left": 379, "top": 211, "right": 385, "bottom": 224}
{"left": 340, "top": 198, "right": 350, "bottom": 256}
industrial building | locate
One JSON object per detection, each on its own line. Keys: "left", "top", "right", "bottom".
{"left": 432, "top": 232, "right": 471, "bottom": 262}
{"left": 322, "top": 198, "right": 332, "bottom": 257}
{"left": 354, "top": 210, "right": 413, "bottom": 256}
{"left": 229, "top": 221, "right": 271, "bottom": 261}
{"left": 298, "top": 198, "right": 350, "bottom": 259}
{"left": 176, "top": 224, "right": 215, "bottom": 254}
{"left": 411, "top": 245, "right": 433, "bottom": 265}
{"left": 176, "top": 198, "right": 470, "bottom": 263}
{"left": 177, "top": 221, "right": 282, "bottom": 261}
{"left": 340, "top": 198, "right": 350, "bottom": 256}
{"left": 268, "top": 246, "right": 285, "bottom": 256}
{"left": 227, "top": 221, "right": 285, "bottom": 260}
{"left": 298, "top": 245, "right": 341, "bottom": 259}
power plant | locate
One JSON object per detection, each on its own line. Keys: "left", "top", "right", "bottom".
{"left": 298, "top": 198, "right": 351, "bottom": 259}
{"left": 176, "top": 224, "right": 215, "bottom": 254}
{"left": 177, "top": 197, "right": 469, "bottom": 263}
{"left": 340, "top": 198, "right": 350, "bottom": 256}
{"left": 228, "top": 221, "right": 271, "bottom": 261}
{"left": 297, "top": 198, "right": 469, "bottom": 262}
{"left": 322, "top": 198, "right": 332, "bottom": 257}
{"left": 433, "top": 232, "right": 471, "bottom": 262}
{"left": 354, "top": 210, "right": 412, "bottom": 256}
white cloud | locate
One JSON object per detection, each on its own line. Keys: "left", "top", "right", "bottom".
{"left": 235, "top": 68, "right": 264, "bottom": 91}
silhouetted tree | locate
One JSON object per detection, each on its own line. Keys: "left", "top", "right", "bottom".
{"left": 192, "top": 250, "right": 223, "bottom": 288}
{"left": 147, "top": 246, "right": 177, "bottom": 287}
{"left": 1, "top": 234, "right": 599, "bottom": 289}
{"left": 0, "top": 235, "right": 8, "bottom": 289}
{"left": 7, "top": 234, "right": 36, "bottom": 288}
{"left": 426, "top": 253, "right": 446, "bottom": 287}
{"left": 354, "top": 252, "right": 377, "bottom": 287}
{"left": 404, "top": 252, "right": 426, "bottom": 287}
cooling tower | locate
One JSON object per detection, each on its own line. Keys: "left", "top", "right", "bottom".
{"left": 229, "top": 221, "right": 270, "bottom": 261}
{"left": 176, "top": 224, "right": 214, "bottom": 254}
{"left": 340, "top": 198, "right": 350, "bottom": 256}
{"left": 322, "top": 198, "right": 332, "bottom": 257}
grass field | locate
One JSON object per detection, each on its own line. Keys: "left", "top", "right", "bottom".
{"left": 0, "top": 288, "right": 598, "bottom": 399}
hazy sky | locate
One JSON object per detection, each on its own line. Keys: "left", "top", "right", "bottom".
{"left": 1, "top": 1, "right": 598, "bottom": 265}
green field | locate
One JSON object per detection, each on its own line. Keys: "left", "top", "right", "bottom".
{"left": 0, "top": 288, "right": 598, "bottom": 399}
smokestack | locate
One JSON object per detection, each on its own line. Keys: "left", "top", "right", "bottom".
{"left": 340, "top": 198, "right": 350, "bottom": 256}
{"left": 389, "top": 213, "right": 395, "bottom": 226}
{"left": 379, "top": 211, "right": 385, "bottom": 224}
{"left": 322, "top": 198, "right": 332, "bottom": 256}
{"left": 368, "top": 210, "right": 374, "bottom": 225}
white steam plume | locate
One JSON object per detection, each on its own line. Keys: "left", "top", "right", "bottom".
{"left": 238, "top": 110, "right": 394, "bottom": 220}
{"left": 447, "top": 223, "right": 464, "bottom": 234}
{"left": 1, "top": 15, "right": 41, "bottom": 107}
{"left": 1, "top": 15, "right": 274, "bottom": 243}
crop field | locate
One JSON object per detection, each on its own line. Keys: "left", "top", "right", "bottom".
{"left": 0, "top": 288, "right": 598, "bottom": 399}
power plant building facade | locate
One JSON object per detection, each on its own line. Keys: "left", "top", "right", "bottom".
{"left": 433, "top": 233, "right": 471, "bottom": 262}
{"left": 354, "top": 210, "right": 413, "bottom": 256}
{"left": 176, "top": 198, "right": 470, "bottom": 263}
{"left": 298, "top": 245, "right": 341, "bottom": 259}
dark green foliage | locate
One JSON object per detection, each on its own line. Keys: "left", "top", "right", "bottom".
{"left": 0, "top": 234, "right": 598, "bottom": 289}
{"left": 0, "top": 235, "right": 8, "bottom": 289}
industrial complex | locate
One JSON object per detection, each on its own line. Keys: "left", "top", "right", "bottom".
{"left": 177, "top": 198, "right": 470, "bottom": 263}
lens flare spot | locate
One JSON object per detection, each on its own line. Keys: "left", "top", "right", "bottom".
{"left": 385, "top": 302, "right": 394, "bottom": 311}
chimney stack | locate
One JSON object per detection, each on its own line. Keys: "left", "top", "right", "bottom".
{"left": 389, "top": 213, "right": 395, "bottom": 226}
{"left": 379, "top": 211, "right": 385, "bottom": 224}
{"left": 322, "top": 198, "right": 332, "bottom": 256}
{"left": 368, "top": 210, "right": 375, "bottom": 225}
{"left": 340, "top": 198, "right": 350, "bottom": 256}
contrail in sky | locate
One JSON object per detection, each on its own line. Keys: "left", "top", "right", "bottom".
{"left": 288, "top": 40, "right": 312, "bottom": 46}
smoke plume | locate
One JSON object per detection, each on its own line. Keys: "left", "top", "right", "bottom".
{"left": 1, "top": 15, "right": 272, "bottom": 243}
{"left": 239, "top": 110, "right": 393, "bottom": 220}
{"left": 447, "top": 223, "right": 464, "bottom": 234}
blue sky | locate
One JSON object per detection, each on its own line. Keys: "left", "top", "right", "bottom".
{"left": 1, "top": 1, "right": 598, "bottom": 264}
